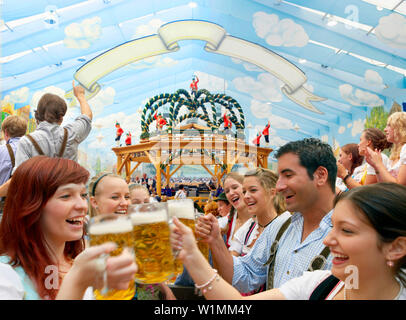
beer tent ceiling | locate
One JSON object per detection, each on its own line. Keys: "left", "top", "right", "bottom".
{"left": 1, "top": 0, "right": 406, "bottom": 172}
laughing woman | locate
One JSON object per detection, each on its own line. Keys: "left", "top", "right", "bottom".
{"left": 0, "top": 156, "right": 137, "bottom": 300}
{"left": 228, "top": 168, "right": 287, "bottom": 258}
{"left": 365, "top": 112, "right": 406, "bottom": 186}
{"left": 88, "top": 172, "right": 131, "bottom": 217}
{"left": 215, "top": 172, "right": 253, "bottom": 250}
{"left": 172, "top": 183, "right": 406, "bottom": 300}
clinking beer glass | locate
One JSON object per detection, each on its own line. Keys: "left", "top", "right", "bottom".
{"left": 128, "top": 202, "right": 176, "bottom": 284}
{"left": 167, "top": 199, "right": 195, "bottom": 275}
{"left": 87, "top": 213, "right": 136, "bottom": 300}
{"left": 195, "top": 210, "right": 210, "bottom": 261}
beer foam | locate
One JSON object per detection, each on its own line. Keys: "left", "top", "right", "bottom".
{"left": 89, "top": 218, "right": 133, "bottom": 235}
{"left": 167, "top": 201, "right": 194, "bottom": 219}
{"left": 130, "top": 210, "right": 167, "bottom": 225}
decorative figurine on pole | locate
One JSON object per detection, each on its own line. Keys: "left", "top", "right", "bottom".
{"left": 190, "top": 74, "right": 199, "bottom": 99}
{"left": 223, "top": 110, "right": 232, "bottom": 133}
{"left": 154, "top": 112, "right": 167, "bottom": 131}
{"left": 262, "top": 121, "right": 270, "bottom": 145}
{"left": 125, "top": 132, "right": 132, "bottom": 146}
{"left": 252, "top": 132, "right": 262, "bottom": 147}
{"left": 115, "top": 121, "right": 124, "bottom": 146}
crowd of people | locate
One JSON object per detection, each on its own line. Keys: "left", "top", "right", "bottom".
{"left": 0, "top": 85, "right": 405, "bottom": 300}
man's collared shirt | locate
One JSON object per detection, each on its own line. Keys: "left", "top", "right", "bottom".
{"left": 232, "top": 210, "right": 333, "bottom": 292}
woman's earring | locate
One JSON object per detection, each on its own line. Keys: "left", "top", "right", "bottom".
{"left": 387, "top": 260, "right": 394, "bottom": 267}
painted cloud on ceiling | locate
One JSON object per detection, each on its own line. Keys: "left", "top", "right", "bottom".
{"left": 233, "top": 73, "right": 283, "bottom": 102}
{"left": 375, "top": 13, "right": 406, "bottom": 49}
{"left": 364, "top": 69, "right": 384, "bottom": 86}
{"left": 339, "top": 84, "right": 384, "bottom": 107}
{"left": 30, "top": 86, "right": 67, "bottom": 110}
{"left": 253, "top": 12, "right": 309, "bottom": 47}
{"left": 64, "top": 16, "right": 102, "bottom": 49}
{"left": 4, "top": 87, "right": 30, "bottom": 104}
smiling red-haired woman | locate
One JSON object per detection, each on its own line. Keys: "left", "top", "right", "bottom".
{"left": 0, "top": 156, "right": 137, "bottom": 300}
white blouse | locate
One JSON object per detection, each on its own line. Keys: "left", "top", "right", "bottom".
{"left": 336, "top": 163, "right": 366, "bottom": 192}
{"left": 228, "top": 218, "right": 258, "bottom": 256}
{"left": 388, "top": 144, "right": 406, "bottom": 178}
{"left": 366, "top": 152, "right": 390, "bottom": 175}
{"left": 279, "top": 270, "right": 406, "bottom": 300}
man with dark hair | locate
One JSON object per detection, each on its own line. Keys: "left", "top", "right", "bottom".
{"left": 197, "top": 138, "right": 337, "bottom": 292}
{"left": 174, "top": 184, "right": 187, "bottom": 199}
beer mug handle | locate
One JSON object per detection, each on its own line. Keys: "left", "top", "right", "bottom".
{"left": 95, "top": 253, "right": 109, "bottom": 294}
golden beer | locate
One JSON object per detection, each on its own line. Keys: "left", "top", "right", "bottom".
{"left": 88, "top": 216, "right": 134, "bottom": 255}
{"left": 130, "top": 206, "right": 176, "bottom": 284}
{"left": 195, "top": 212, "right": 210, "bottom": 261}
{"left": 167, "top": 199, "right": 195, "bottom": 275}
{"left": 87, "top": 214, "right": 136, "bottom": 300}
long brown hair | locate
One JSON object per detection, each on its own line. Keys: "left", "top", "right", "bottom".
{"left": 363, "top": 128, "right": 392, "bottom": 152}
{"left": 0, "top": 156, "right": 89, "bottom": 299}
{"left": 341, "top": 143, "right": 364, "bottom": 175}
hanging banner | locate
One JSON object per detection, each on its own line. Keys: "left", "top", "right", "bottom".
{"left": 68, "top": 19, "right": 325, "bottom": 114}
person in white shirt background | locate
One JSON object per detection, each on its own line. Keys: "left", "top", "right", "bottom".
{"left": 335, "top": 143, "right": 365, "bottom": 193}
{"left": 174, "top": 184, "right": 187, "bottom": 199}
{"left": 341, "top": 128, "right": 392, "bottom": 190}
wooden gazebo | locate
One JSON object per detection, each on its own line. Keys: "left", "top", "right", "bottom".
{"left": 112, "top": 123, "right": 273, "bottom": 196}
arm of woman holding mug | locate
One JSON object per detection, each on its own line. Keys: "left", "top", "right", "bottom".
{"left": 171, "top": 217, "right": 285, "bottom": 300}
{"left": 195, "top": 213, "right": 235, "bottom": 284}
{"left": 57, "top": 243, "right": 137, "bottom": 300}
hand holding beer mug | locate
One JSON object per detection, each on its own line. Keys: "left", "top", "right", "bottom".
{"left": 195, "top": 211, "right": 210, "bottom": 261}
{"left": 87, "top": 213, "right": 136, "bottom": 299}
{"left": 129, "top": 202, "right": 176, "bottom": 284}
{"left": 167, "top": 199, "right": 195, "bottom": 275}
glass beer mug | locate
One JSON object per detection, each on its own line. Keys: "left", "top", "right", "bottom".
{"left": 167, "top": 199, "right": 195, "bottom": 275}
{"left": 195, "top": 210, "right": 210, "bottom": 261}
{"left": 87, "top": 213, "right": 136, "bottom": 300}
{"left": 128, "top": 202, "right": 176, "bottom": 284}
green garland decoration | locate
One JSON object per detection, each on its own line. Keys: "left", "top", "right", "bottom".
{"left": 140, "top": 88, "right": 245, "bottom": 137}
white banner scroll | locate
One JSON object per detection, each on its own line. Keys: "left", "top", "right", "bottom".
{"left": 68, "top": 19, "right": 326, "bottom": 113}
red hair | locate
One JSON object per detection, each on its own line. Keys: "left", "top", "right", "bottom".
{"left": 0, "top": 156, "right": 89, "bottom": 299}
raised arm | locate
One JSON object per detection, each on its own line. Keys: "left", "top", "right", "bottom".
{"left": 72, "top": 80, "right": 92, "bottom": 120}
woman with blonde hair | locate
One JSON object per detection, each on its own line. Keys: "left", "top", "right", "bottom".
{"left": 128, "top": 184, "right": 150, "bottom": 205}
{"left": 88, "top": 172, "right": 131, "bottom": 218}
{"left": 365, "top": 112, "right": 406, "bottom": 186}
{"left": 88, "top": 173, "right": 175, "bottom": 300}
{"left": 229, "top": 168, "right": 287, "bottom": 258}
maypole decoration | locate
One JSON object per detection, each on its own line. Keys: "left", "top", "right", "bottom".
{"left": 140, "top": 87, "right": 245, "bottom": 138}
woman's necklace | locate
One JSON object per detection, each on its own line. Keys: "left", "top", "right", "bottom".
{"left": 257, "top": 215, "right": 277, "bottom": 228}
